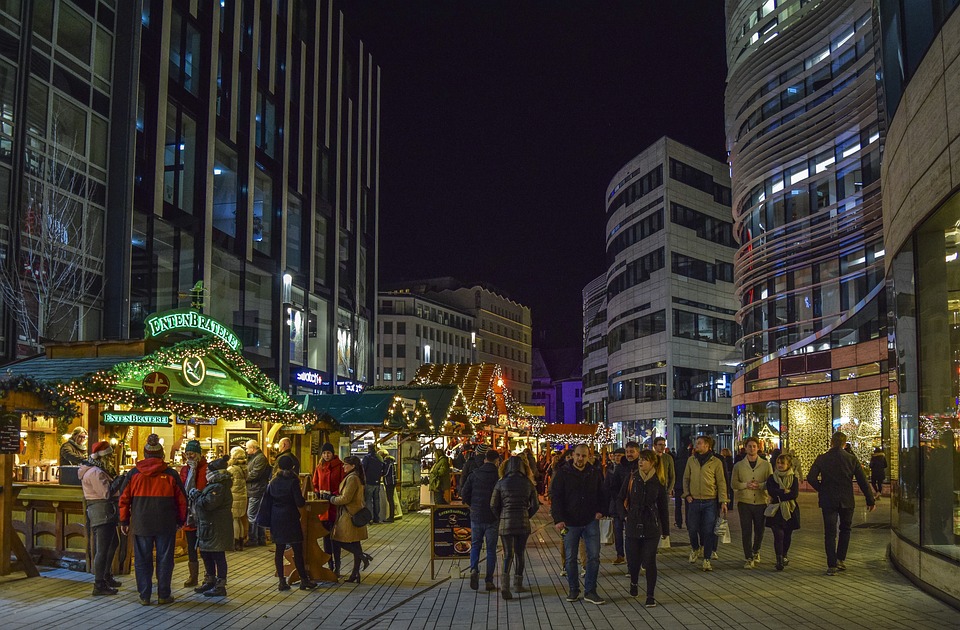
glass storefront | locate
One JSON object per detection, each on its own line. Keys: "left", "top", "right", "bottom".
{"left": 889, "top": 190, "right": 960, "bottom": 561}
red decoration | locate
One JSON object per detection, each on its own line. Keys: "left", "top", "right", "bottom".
{"left": 142, "top": 371, "right": 170, "bottom": 396}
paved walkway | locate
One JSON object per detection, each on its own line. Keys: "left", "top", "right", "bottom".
{"left": 0, "top": 492, "right": 956, "bottom": 629}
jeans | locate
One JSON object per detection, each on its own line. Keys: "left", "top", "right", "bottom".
{"left": 364, "top": 484, "right": 381, "bottom": 522}
{"left": 384, "top": 484, "right": 396, "bottom": 521}
{"left": 502, "top": 534, "right": 529, "bottom": 577}
{"left": 821, "top": 507, "right": 854, "bottom": 567}
{"left": 613, "top": 515, "right": 625, "bottom": 556}
{"left": 470, "top": 521, "right": 499, "bottom": 579}
{"left": 91, "top": 524, "right": 119, "bottom": 584}
{"left": 563, "top": 520, "right": 600, "bottom": 594}
{"left": 184, "top": 528, "right": 199, "bottom": 563}
{"left": 200, "top": 550, "right": 227, "bottom": 579}
{"left": 133, "top": 533, "right": 175, "bottom": 601}
{"left": 625, "top": 536, "right": 659, "bottom": 597}
{"left": 686, "top": 499, "right": 719, "bottom": 559}
{"left": 247, "top": 492, "right": 265, "bottom": 544}
{"left": 738, "top": 503, "right": 766, "bottom": 559}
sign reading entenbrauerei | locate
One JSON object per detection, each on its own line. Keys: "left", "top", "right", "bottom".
{"left": 144, "top": 309, "right": 242, "bottom": 351}
{"left": 101, "top": 411, "right": 173, "bottom": 426}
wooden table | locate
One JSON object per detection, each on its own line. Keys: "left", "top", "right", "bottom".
{"left": 285, "top": 499, "right": 337, "bottom": 583}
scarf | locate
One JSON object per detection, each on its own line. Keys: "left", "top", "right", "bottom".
{"left": 771, "top": 467, "right": 797, "bottom": 521}
{"left": 694, "top": 450, "right": 714, "bottom": 466}
{"left": 638, "top": 467, "right": 655, "bottom": 483}
{"left": 185, "top": 459, "right": 198, "bottom": 492}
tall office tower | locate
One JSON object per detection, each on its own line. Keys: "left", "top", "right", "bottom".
{"left": 603, "top": 137, "right": 737, "bottom": 449}
{"left": 1, "top": 1, "right": 381, "bottom": 393}
{"left": 726, "top": 0, "right": 888, "bottom": 467}
{"left": 581, "top": 274, "right": 608, "bottom": 424}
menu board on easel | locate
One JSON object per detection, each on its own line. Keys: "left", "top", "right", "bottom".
{"left": 0, "top": 413, "right": 20, "bottom": 455}
{"left": 430, "top": 505, "right": 471, "bottom": 579}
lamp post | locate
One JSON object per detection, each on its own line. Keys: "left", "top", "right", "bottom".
{"left": 280, "top": 273, "right": 293, "bottom": 393}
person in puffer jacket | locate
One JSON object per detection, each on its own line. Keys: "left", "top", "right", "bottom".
{"left": 227, "top": 446, "right": 248, "bottom": 550}
{"left": 190, "top": 456, "right": 233, "bottom": 598}
{"left": 491, "top": 455, "right": 539, "bottom": 601}
{"left": 78, "top": 440, "right": 122, "bottom": 596}
{"left": 119, "top": 433, "right": 187, "bottom": 606}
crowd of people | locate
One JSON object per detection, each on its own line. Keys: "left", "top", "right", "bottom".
{"left": 75, "top": 428, "right": 882, "bottom": 608}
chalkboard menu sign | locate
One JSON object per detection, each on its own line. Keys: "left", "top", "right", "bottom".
{"left": 430, "top": 505, "right": 471, "bottom": 578}
{"left": 0, "top": 413, "right": 21, "bottom": 454}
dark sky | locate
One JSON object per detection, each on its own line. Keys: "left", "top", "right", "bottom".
{"left": 340, "top": 1, "right": 728, "bottom": 349}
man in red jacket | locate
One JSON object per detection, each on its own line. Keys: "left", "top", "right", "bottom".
{"left": 119, "top": 433, "right": 187, "bottom": 606}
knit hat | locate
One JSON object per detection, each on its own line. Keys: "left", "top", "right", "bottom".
{"left": 143, "top": 433, "right": 164, "bottom": 458}
{"left": 89, "top": 441, "right": 112, "bottom": 459}
{"left": 185, "top": 439, "right": 202, "bottom": 454}
{"left": 475, "top": 444, "right": 489, "bottom": 456}
{"left": 277, "top": 455, "right": 295, "bottom": 470}
{"left": 321, "top": 442, "right": 335, "bottom": 455}
{"left": 207, "top": 456, "right": 229, "bottom": 472}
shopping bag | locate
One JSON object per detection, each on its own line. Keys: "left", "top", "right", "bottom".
{"left": 659, "top": 535, "right": 671, "bottom": 549}
{"left": 394, "top": 486, "right": 403, "bottom": 519}
{"left": 599, "top": 517, "right": 614, "bottom": 545}
{"left": 715, "top": 516, "right": 731, "bottom": 544}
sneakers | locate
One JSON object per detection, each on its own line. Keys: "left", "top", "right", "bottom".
{"left": 157, "top": 596, "right": 175, "bottom": 604}
{"left": 613, "top": 555, "right": 625, "bottom": 565}
{"left": 782, "top": 556, "right": 790, "bottom": 566}
{"left": 702, "top": 559, "right": 713, "bottom": 572}
{"left": 753, "top": 551, "right": 761, "bottom": 563}
{"left": 583, "top": 590, "right": 605, "bottom": 605}
{"left": 138, "top": 598, "right": 150, "bottom": 606}
{"left": 629, "top": 583, "right": 638, "bottom": 597}
{"left": 580, "top": 567, "right": 586, "bottom": 577}
{"left": 711, "top": 551, "right": 719, "bottom": 560}
{"left": 836, "top": 560, "right": 847, "bottom": 571}
{"left": 688, "top": 549, "right": 699, "bottom": 563}
{"left": 92, "top": 583, "right": 118, "bottom": 596}
{"left": 566, "top": 590, "right": 580, "bottom": 602}
{"left": 560, "top": 567, "right": 567, "bottom": 577}
{"left": 645, "top": 597, "right": 657, "bottom": 608}
{"left": 826, "top": 567, "right": 839, "bottom": 576}
{"left": 744, "top": 559, "right": 756, "bottom": 569}
{"left": 469, "top": 570, "right": 479, "bottom": 591}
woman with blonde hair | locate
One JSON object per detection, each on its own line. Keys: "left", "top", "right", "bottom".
{"left": 619, "top": 449, "right": 670, "bottom": 608}
{"left": 491, "top": 455, "right": 539, "bottom": 600}
{"left": 227, "top": 447, "right": 248, "bottom": 550}
{"left": 331, "top": 455, "right": 371, "bottom": 583}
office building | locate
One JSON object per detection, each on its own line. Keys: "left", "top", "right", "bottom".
{"left": 531, "top": 347, "right": 582, "bottom": 424}
{"left": 581, "top": 274, "right": 607, "bottom": 424}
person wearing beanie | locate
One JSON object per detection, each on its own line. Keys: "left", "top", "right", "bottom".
{"left": 257, "top": 453, "right": 318, "bottom": 591}
{"left": 312, "top": 442, "right": 345, "bottom": 575}
{"left": 178, "top": 439, "right": 208, "bottom": 587}
{"left": 78, "top": 440, "right": 121, "bottom": 595}
{"left": 245, "top": 440, "right": 270, "bottom": 546}
{"left": 227, "top": 447, "right": 248, "bottom": 550}
{"left": 381, "top": 450, "right": 397, "bottom": 523}
{"left": 119, "top": 433, "right": 187, "bottom": 605}
{"left": 190, "top": 456, "right": 233, "bottom": 598}
{"left": 361, "top": 444, "right": 385, "bottom": 524}
{"left": 461, "top": 443, "right": 489, "bottom": 486}
{"left": 60, "top": 426, "right": 88, "bottom": 465}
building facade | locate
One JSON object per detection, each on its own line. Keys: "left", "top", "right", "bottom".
{"left": 725, "top": 0, "right": 888, "bottom": 470}
{"left": 386, "top": 278, "right": 533, "bottom": 403}
{"left": 581, "top": 273, "right": 607, "bottom": 424}
{"left": 878, "top": 0, "right": 960, "bottom": 605}
{"left": 376, "top": 291, "right": 474, "bottom": 386}
{"left": 531, "top": 347, "right": 582, "bottom": 424}
{"left": 602, "top": 137, "right": 737, "bottom": 450}
{"left": 0, "top": 0, "right": 379, "bottom": 394}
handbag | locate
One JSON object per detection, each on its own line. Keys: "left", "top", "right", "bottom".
{"left": 764, "top": 502, "right": 779, "bottom": 517}
{"left": 350, "top": 506, "right": 373, "bottom": 528}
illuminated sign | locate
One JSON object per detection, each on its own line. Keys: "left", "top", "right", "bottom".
{"left": 102, "top": 411, "right": 172, "bottom": 426}
{"left": 182, "top": 356, "right": 207, "bottom": 387}
{"left": 337, "top": 380, "right": 365, "bottom": 394}
{"left": 291, "top": 367, "right": 325, "bottom": 389}
{"left": 144, "top": 310, "right": 242, "bottom": 351}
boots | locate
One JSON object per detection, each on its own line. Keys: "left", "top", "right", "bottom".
{"left": 105, "top": 574, "right": 122, "bottom": 588}
{"left": 92, "top": 581, "right": 118, "bottom": 596}
{"left": 501, "top": 573, "right": 512, "bottom": 600}
{"left": 299, "top": 576, "right": 319, "bottom": 590}
{"left": 278, "top": 577, "right": 291, "bottom": 591}
{"left": 775, "top": 555, "right": 784, "bottom": 571}
{"left": 203, "top": 578, "right": 227, "bottom": 597}
{"left": 514, "top": 574, "right": 526, "bottom": 593}
{"left": 345, "top": 554, "right": 362, "bottom": 584}
{"left": 234, "top": 539, "right": 244, "bottom": 551}
{"left": 183, "top": 561, "right": 199, "bottom": 587}
{"left": 194, "top": 575, "right": 216, "bottom": 593}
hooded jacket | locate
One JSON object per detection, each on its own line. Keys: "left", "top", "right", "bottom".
{"left": 550, "top": 461, "right": 604, "bottom": 527}
{"left": 119, "top": 457, "right": 187, "bottom": 536}
{"left": 78, "top": 461, "right": 118, "bottom": 527}
{"left": 192, "top": 469, "right": 234, "bottom": 552}
{"left": 491, "top": 458, "right": 539, "bottom": 536}
{"left": 461, "top": 461, "right": 499, "bottom": 524}
{"left": 312, "top": 456, "right": 346, "bottom": 521}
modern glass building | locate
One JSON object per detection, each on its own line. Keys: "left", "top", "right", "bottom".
{"left": 581, "top": 273, "right": 607, "bottom": 424}
{"left": 725, "top": 0, "right": 889, "bottom": 471}
{"left": 878, "top": 0, "right": 960, "bottom": 606}
{"left": 598, "top": 137, "right": 737, "bottom": 450}
{"left": 0, "top": 0, "right": 379, "bottom": 393}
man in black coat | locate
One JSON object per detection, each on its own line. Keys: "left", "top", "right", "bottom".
{"left": 272, "top": 437, "right": 300, "bottom": 477}
{"left": 551, "top": 444, "right": 606, "bottom": 605}
{"left": 460, "top": 444, "right": 488, "bottom": 485}
{"left": 362, "top": 445, "right": 385, "bottom": 523}
{"left": 245, "top": 440, "right": 270, "bottom": 546}
{"left": 460, "top": 449, "right": 501, "bottom": 591}
{"left": 605, "top": 442, "right": 639, "bottom": 564}
{"left": 806, "top": 430, "right": 876, "bottom": 575}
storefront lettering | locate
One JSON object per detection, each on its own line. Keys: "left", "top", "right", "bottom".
{"left": 101, "top": 411, "right": 173, "bottom": 426}
{"left": 292, "top": 367, "right": 325, "bottom": 388}
{"left": 144, "top": 310, "right": 242, "bottom": 351}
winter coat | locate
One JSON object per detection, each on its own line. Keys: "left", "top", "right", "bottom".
{"left": 192, "top": 469, "right": 234, "bottom": 552}
{"left": 731, "top": 457, "right": 773, "bottom": 505}
{"left": 331, "top": 471, "right": 369, "bottom": 543}
{"left": 605, "top": 457, "right": 637, "bottom": 516}
{"left": 256, "top": 469, "right": 305, "bottom": 545}
{"left": 382, "top": 456, "right": 397, "bottom": 487}
{"left": 272, "top": 449, "right": 300, "bottom": 477}
{"left": 246, "top": 450, "right": 270, "bottom": 496}
{"left": 619, "top": 470, "right": 670, "bottom": 539}
{"left": 429, "top": 455, "right": 451, "bottom": 494}
{"left": 460, "top": 453, "right": 484, "bottom": 485}
{"left": 807, "top": 447, "right": 875, "bottom": 509}
{"left": 312, "top": 456, "right": 346, "bottom": 521}
{"left": 765, "top": 474, "right": 801, "bottom": 530}
{"left": 119, "top": 457, "right": 187, "bottom": 536}
{"left": 362, "top": 452, "right": 385, "bottom": 485}
{"left": 683, "top": 451, "right": 728, "bottom": 502}
{"left": 491, "top": 459, "right": 539, "bottom": 536}
{"left": 228, "top": 459, "right": 248, "bottom": 518}
{"left": 59, "top": 439, "right": 86, "bottom": 465}
{"left": 661, "top": 451, "right": 677, "bottom": 491}
{"left": 461, "top": 462, "right": 500, "bottom": 524}
{"left": 549, "top": 462, "right": 604, "bottom": 527}
{"left": 869, "top": 453, "right": 888, "bottom": 481}
{"left": 179, "top": 458, "right": 208, "bottom": 531}
{"left": 78, "top": 461, "right": 118, "bottom": 527}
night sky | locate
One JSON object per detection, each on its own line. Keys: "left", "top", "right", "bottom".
{"left": 340, "top": 2, "right": 728, "bottom": 350}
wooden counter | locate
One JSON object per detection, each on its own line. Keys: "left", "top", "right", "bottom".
{"left": 12, "top": 483, "right": 87, "bottom": 569}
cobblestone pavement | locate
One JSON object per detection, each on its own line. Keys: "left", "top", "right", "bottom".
{"left": 0, "top": 492, "right": 956, "bottom": 629}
